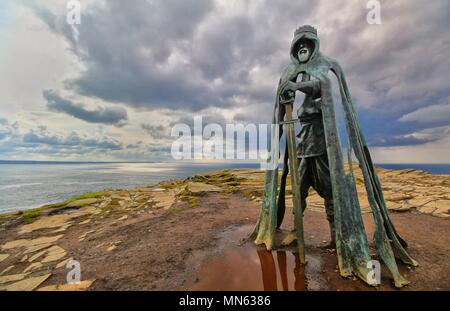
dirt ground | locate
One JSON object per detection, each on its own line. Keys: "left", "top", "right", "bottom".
{"left": 0, "top": 169, "right": 449, "bottom": 291}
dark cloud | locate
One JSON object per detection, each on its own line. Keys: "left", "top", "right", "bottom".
{"left": 33, "top": 0, "right": 315, "bottom": 112}
{"left": 148, "top": 145, "right": 171, "bottom": 154}
{"left": 170, "top": 113, "right": 228, "bottom": 129}
{"left": 126, "top": 141, "right": 143, "bottom": 149}
{"left": 140, "top": 112, "right": 230, "bottom": 143}
{"left": 399, "top": 102, "right": 450, "bottom": 125}
{"left": 141, "top": 124, "right": 169, "bottom": 140}
{"left": 22, "top": 127, "right": 123, "bottom": 150}
{"left": 50, "top": 0, "right": 218, "bottom": 111}
{"left": 0, "top": 121, "right": 126, "bottom": 159}
{"left": 44, "top": 90, "right": 128, "bottom": 126}
{"left": 0, "top": 118, "right": 19, "bottom": 141}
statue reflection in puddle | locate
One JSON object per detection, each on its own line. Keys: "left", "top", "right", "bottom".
{"left": 256, "top": 248, "right": 307, "bottom": 291}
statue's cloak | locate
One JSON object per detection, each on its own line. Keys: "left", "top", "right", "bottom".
{"left": 252, "top": 29, "right": 418, "bottom": 287}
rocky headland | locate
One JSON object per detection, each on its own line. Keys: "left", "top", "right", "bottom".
{"left": 0, "top": 167, "right": 448, "bottom": 291}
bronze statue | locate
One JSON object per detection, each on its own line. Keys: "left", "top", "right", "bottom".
{"left": 252, "top": 25, "right": 418, "bottom": 288}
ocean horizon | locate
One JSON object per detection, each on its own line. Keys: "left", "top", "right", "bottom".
{"left": 0, "top": 160, "right": 449, "bottom": 214}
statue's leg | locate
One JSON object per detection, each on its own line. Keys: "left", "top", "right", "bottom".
{"left": 276, "top": 150, "right": 290, "bottom": 229}
{"left": 282, "top": 157, "right": 311, "bottom": 246}
{"left": 299, "top": 157, "right": 311, "bottom": 215}
{"left": 311, "top": 154, "right": 335, "bottom": 245}
{"left": 324, "top": 200, "right": 335, "bottom": 245}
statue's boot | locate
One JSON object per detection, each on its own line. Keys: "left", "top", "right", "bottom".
{"left": 319, "top": 221, "right": 336, "bottom": 250}
{"left": 281, "top": 230, "right": 298, "bottom": 246}
{"left": 322, "top": 200, "right": 336, "bottom": 249}
{"left": 281, "top": 221, "right": 335, "bottom": 248}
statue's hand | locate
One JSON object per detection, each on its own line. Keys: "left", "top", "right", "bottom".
{"left": 280, "top": 81, "right": 298, "bottom": 94}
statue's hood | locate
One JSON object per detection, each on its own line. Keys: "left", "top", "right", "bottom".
{"left": 290, "top": 28, "right": 320, "bottom": 65}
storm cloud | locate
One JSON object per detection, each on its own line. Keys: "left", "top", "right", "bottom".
{"left": 0, "top": 0, "right": 449, "bottom": 161}
{"left": 141, "top": 123, "right": 169, "bottom": 140}
{"left": 44, "top": 90, "right": 128, "bottom": 126}
{"left": 34, "top": 0, "right": 315, "bottom": 112}
{"left": 23, "top": 126, "right": 123, "bottom": 150}
{"left": 29, "top": 0, "right": 450, "bottom": 148}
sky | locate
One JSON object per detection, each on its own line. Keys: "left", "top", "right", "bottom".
{"left": 0, "top": 0, "right": 449, "bottom": 163}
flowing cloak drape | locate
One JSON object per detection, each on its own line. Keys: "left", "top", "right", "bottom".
{"left": 251, "top": 34, "right": 418, "bottom": 288}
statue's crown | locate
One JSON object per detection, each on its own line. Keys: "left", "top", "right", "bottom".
{"left": 294, "top": 25, "right": 317, "bottom": 37}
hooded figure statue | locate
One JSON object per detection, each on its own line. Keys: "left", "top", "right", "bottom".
{"left": 251, "top": 25, "right": 418, "bottom": 288}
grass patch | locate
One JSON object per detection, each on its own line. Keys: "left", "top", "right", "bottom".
{"left": 177, "top": 186, "right": 207, "bottom": 198}
{"left": 169, "top": 207, "right": 184, "bottom": 214}
{"left": 22, "top": 210, "right": 41, "bottom": 224}
{"left": 186, "top": 174, "right": 208, "bottom": 182}
{"left": 188, "top": 171, "right": 243, "bottom": 186}
{"left": 0, "top": 204, "right": 48, "bottom": 222}
{"left": 188, "top": 197, "right": 199, "bottom": 209}
{"left": 240, "top": 189, "right": 263, "bottom": 198}
{"left": 0, "top": 205, "right": 48, "bottom": 224}
{"left": 0, "top": 191, "right": 108, "bottom": 224}
{"left": 160, "top": 180, "right": 184, "bottom": 190}
{"left": 40, "top": 191, "right": 107, "bottom": 209}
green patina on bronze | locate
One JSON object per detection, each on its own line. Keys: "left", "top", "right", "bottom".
{"left": 252, "top": 25, "right": 418, "bottom": 288}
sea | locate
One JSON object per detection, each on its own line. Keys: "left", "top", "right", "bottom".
{"left": 0, "top": 161, "right": 449, "bottom": 214}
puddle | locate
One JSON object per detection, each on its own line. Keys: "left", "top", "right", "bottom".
{"left": 186, "top": 225, "right": 328, "bottom": 291}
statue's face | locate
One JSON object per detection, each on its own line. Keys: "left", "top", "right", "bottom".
{"left": 297, "top": 41, "right": 312, "bottom": 63}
